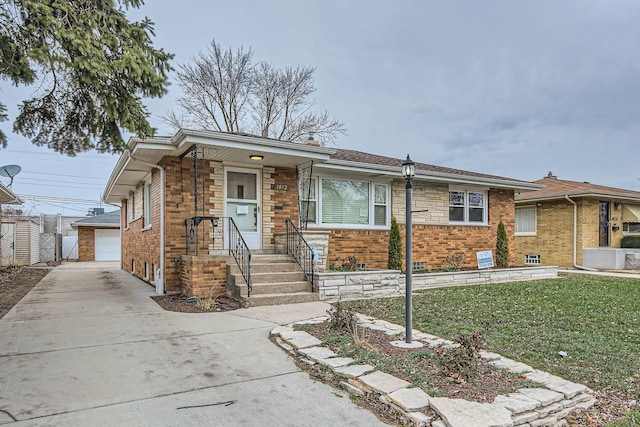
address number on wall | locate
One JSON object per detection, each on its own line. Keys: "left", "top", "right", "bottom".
{"left": 275, "top": 184, "right": 288, "bottom": 190}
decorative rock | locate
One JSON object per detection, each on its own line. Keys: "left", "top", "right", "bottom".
{"left": 280, "top": 330, "right": 322, "bottom": 349}
{"left": 574, "top": 396, "right": 597, "bottom": 410}
{"left": 494, "top": 393, "right": 541, "bottom": 414}
{"left": 429, "top": 397, "right": 514, "bottom": 427}
{"left": 270, "top": 325, "right": 294, "bottom": 336}
{"left": 334, "top": 364, "right": 376, "bottom": 379}
{"left": 317, "top": 357, "right": 354, "bottom": 368}
{"left": 490, "top": 358, "right": 534, "bottom": 374}
{"left": 545, "top": 381, "right": 587, "bottom": 400}
{"left": 275, "top": 337, "right": 294, "bottom": 353}
{"left": 357, "top": 371, "right": 410, "bottom": 394}
{"left": 517, "top": 388, "right": 564, "bottom": 406}
{"left": 480, "top": 351, "right": 502, "bottom": 361}
{"left": 298, "top": 346, "right": 337, "bottom": 360}
{"left": 292, "top": 316, "right": 327, "bottom": 325}
{"left": 340, "top": 381, "right": 365, "bottom": 397}
{"left": 511, "top": 410, "right": 540, "bottom": 425}
{"left": 406, "top": 411, "right": 432, "bottom": 426}
{"left": 388, "top": 387, "right": 430, "bottom": 411}
{"left": 431, "top": 421, "right": 447, "bottom": 427}
{"left": 530, "top": 415, "right": 558, "bottom": 427}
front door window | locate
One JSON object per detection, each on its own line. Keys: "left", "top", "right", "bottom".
{"left": 225, "top": 169, "right": 261, "bottom": 249}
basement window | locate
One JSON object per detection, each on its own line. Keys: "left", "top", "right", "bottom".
{"left": 413, "top": 261, "right": 426, "bottom": 272}
{"left": 525, "top": 254, "right": 541, "bottom": 265}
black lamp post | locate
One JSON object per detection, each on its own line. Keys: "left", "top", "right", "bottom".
{"left": 402, "top": 154, "right": 415, "bottom": 344}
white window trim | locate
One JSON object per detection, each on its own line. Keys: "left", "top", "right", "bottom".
{"left": 448, "top": 186, "right": 489, "bottom": 225}
{"left": 515, "top": 205, "right": 537, "bottom": 236}
{"left": 307, "top": 175, "right": 391, "bottom": 229}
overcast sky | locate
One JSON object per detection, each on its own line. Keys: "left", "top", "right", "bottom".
{"left": 2, "top": 0, "right": 640, "bottom": 215}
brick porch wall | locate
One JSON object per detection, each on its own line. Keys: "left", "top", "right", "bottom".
{"left": 180, "top": 255, "right": 227, "bottom": 298}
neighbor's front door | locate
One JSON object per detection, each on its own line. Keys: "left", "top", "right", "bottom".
{"left": 224, "top": 168, "right": 261, "bottom": 249}
{"left": 599, "top": 201, "right": 610, "bottom": 247}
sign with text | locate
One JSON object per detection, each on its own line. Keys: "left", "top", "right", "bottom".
{"left": 476, "top": 250, "right": 494, "bottom": 269}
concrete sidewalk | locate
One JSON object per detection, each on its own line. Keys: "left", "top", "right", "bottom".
{"left": 0, "top": 262, "right": 387, "bottom": 426}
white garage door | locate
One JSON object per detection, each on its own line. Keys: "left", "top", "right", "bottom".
{"left": 95, "top": 229, "right": 121, "bottom": 261}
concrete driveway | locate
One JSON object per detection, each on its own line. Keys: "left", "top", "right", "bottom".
{"left": 0, "top": 262, "right": 387, "bottom": 426}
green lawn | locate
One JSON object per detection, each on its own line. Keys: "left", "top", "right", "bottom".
{"left": 343, "top": 273, "right": 640, "bottom": 398}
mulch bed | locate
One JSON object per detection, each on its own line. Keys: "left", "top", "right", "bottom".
{"left": 0, "top": 266, "right": 51, "bottom": 318}
{"left": 151, "top": 293, "right": 241, "bottom": 313}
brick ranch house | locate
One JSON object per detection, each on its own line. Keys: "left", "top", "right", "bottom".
{"left": 102, "top": 129, "right": 541, "bottom": 303}
{"left": 515, "top": 172, "right": 640, "bottom": 269}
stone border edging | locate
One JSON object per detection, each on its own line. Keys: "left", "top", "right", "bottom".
{"left": 270, "top": 314, "right": 595, "bottom": 427}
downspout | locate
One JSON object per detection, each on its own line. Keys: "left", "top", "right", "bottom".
{"left": 564, "top": 195, "right": 597, "bottom": 271}
{"left": 127, "top": 150, "right": 166, "bottom": 294}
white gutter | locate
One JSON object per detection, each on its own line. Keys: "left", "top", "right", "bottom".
{"left": 127, "top": 150, "right": 166, "bottom": 294}
{"left": 565, "top": 195, "right": 597, "bottom": 271}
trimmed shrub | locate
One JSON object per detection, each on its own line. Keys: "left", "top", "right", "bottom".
{"left": 621, "top": 236, "right": 640, "bottom": 248}
{"left": 495, "top": 221, "right": 510, "bottom": 268}
{"left": 388, "top": 217, "right": 403, "bottom": 270}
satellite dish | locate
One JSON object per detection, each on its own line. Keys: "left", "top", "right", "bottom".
{"left": 0, "top": 164, "right": 21, "bottom": 187}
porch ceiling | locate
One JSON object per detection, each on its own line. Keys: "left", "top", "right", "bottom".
{"left": 197, "top": 145, "right": 321, "bottom": 168}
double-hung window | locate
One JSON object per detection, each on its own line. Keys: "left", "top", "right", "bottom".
{"left": 449, "top": 188, "right": 487, "bottom": 224}
{"left": 515, "top": 206, "right": 536, "bottom": 235}
{"left": 306, "top": 178, "right": 389, "bottom": 227}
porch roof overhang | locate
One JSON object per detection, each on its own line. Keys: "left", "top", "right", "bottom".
{"left": 515, "top": 191, "right": 640, "bottom": 204}
{"left": 103, "top": 129, "right": 335, "bottom": 203}
{"left": 0, "top": 182, "right": 23, "bottom": 204}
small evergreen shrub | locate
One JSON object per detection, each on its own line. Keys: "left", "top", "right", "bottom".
{"left": 495, "top": 221, "right": 510, "bottom": 268}
{"left": 621, "top": 236, "right": 640, "bottom": 248}
{"left": 387, "top": 217, "right": 403, "bottom": 270}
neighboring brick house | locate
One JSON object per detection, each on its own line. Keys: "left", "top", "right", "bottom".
{"left": 102, "top": 129, "right": 541, "bottom": 298}
{"left": 71, "top": 210, "right": 121, "bottom": 261}
{"left": 514, "top": 172, "right": 640, "bottom": 269}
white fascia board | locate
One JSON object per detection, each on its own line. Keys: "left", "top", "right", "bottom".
{"left": 316, "top": 161, "right": 543, "bottom": 191}
{"left": 516, "top": 192, "right": 640, "bottom": 204}
{"left": 173, "top": 129, "right": 335, "bottom": 159}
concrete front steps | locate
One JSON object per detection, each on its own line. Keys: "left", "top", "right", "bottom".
{"left": 227, "top": 253, "right": 318, "bottom": 307}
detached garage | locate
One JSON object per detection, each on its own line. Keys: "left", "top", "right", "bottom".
{"left": 72, "top": 210, "right": 121, "bottom": 261}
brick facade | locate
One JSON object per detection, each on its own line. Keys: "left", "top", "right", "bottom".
{"left": 77, "top": 226, "right": 96, "bottom": 261}
{"left": 180, "top": 255, "right": 227, "bottom": 297}
{"left": 515, "top": 197, "right": 623, "bottom": 267}
{"left": 120, "top": 153, "right": 518, "bottom": 295}
{"left": 326, "top": 188, "right": 515, "bottom": 270}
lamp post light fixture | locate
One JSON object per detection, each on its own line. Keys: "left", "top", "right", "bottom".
{"left": 402, "top": 154, "right": 415, "bottom": 344}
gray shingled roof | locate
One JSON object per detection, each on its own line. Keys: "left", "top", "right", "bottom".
{"left": 331, "top": 149, "right": 534, "bottom": 184}
{"left": 73, "top": 210, "right": 120, "bottom": 227}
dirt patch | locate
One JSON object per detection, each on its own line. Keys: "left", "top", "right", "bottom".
{"left": 0, "top": 266, "right": 51, "bottom": 318}
{"left": 151, "top": 293, "right": 241, "bottom": 313}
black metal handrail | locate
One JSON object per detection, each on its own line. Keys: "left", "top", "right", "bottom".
{"left": 228, "top": 217, "right": 252, "bottom": 296}
{"left": 285, "top": 219, "right": 316, "bottom": 291}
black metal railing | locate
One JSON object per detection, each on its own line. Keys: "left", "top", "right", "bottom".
{"left": 228, "top": 217, "right": 252, "bottom": 296}
{"left": 285, "top": 219, "right": 316, "bottom": 291}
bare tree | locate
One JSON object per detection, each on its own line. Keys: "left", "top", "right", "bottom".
{"left": 164, "top": 39, "right": 346, "bottom": 145}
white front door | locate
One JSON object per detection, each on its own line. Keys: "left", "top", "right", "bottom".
{"left": 224, "top": 168, "right": 261, "bottom": 249}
